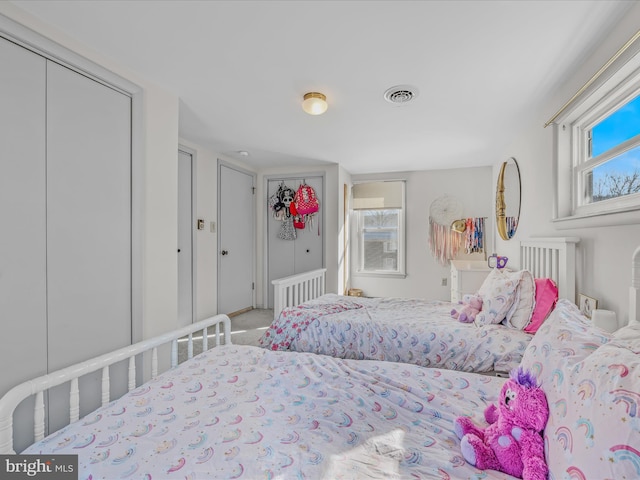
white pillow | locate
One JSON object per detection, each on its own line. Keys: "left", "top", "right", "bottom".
{"left": 504, "top": 269, "right": 536, "bottom": 330}
{"left": 475, "top": 268, "right": 519, "bottom": 326}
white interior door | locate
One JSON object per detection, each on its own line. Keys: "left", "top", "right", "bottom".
{"left": 266, "top": 176, "right": 324, "bottom": 308}
{"left": 178, "top": 149, "right": 194, "bottom": 326}
{"left": 266, "top": 179, "right": 296, "bottom": 305}
{"left": 218, "top": 163, "right": 255, "bottom": 315}
{"left": 46, "top": 60, "right": 132, "bottom": 432}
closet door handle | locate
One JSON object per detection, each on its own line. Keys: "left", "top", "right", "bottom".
{"left": 221, "top": 250, "right": 229, "bottom": 255}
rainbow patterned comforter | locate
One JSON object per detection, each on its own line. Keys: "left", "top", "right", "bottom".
{"left": 260, "top": 294, "right": 531, "bottom": 373}
{"left": 23, "top": 299, "right": 640, "bottom": 479}
{"left": 25, "top": 345, "right": 514, "bottom": 479}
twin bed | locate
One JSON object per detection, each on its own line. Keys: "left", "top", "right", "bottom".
{"left": 263, "top": 238, "right": 578, "bottom": 375}
{"left": 0, "top": 238, "right": 637, "bottom": 480}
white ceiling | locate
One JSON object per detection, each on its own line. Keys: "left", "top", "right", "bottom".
{"left": 9, "top": 0, "right": 635, "bottom": 174}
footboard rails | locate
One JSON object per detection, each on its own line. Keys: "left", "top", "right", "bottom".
{"left": 272, "top": 268, "right": 327, "bottom": 320}
{"left": 0, "top": 314, "right": 232, "bottom": 454}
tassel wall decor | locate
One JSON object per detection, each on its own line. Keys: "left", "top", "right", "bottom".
{"left": 464, "top": 217, "right": 486, "bottom": 254}
{"left": 429, "top": 217, "right": 463, "bottom": 266}
{"left": 427, "top": 195, "right": 464, "bottom": 266}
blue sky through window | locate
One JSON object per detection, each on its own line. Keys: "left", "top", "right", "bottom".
{"left": 592, "top": 94, "right": 640, "bottom": 157}
{"left": 590, "top": 95, "right": 640, "bottom": 200}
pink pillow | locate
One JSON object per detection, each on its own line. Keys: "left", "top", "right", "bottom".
{"left": 524, "top": 278, "right": 558, "bottom": 333}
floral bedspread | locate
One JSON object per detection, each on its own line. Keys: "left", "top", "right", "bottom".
{"left": 260, "top": 294, "right": 531, "bottom": 373}
{"left": 24, "top": 345, "right": 515, "bottom": 479}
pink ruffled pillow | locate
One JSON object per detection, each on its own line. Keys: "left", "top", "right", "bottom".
{"left": 524, "top": 278, "right": 558, "bottom": 333}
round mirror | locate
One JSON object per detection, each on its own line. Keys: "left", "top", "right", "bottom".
{"left": 495, "top": 157, "right": 521, "bottom": 240}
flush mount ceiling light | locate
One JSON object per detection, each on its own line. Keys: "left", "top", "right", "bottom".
{"left": 302, "top": 92, "right": 328, "bottom": 115}
{"left": 384, "top": 85, "right": 419, "bottom": 104}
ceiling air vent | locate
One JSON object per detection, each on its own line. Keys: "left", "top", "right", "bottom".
{"left": 384, "top": 85, "right": 419, "bottom": 104}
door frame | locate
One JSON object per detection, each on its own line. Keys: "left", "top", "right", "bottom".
{"left": 178, "top": 145, "right": 197, "bottom": 325}
{"left": 217, "top": 159, "right": 257, "bottom": 312}
{"left": 263, "top": 172, "right": 326, "bottom": 308}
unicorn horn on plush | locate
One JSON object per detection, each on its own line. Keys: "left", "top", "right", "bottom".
{"left": 454, "top": 367, "right": 549, "bottom": 480}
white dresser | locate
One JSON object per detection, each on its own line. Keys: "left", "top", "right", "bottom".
{"left": 450, "top": 260, "right": 492, "bottom": 303}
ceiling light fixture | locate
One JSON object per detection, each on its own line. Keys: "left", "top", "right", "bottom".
{"left": 302, "top": 92, "right": 328, "bottom": 115}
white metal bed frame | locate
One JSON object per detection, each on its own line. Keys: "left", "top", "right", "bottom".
{"left": 5, "top": 237, "right": 640, "bottom": 455}
{"left": 0, "top": 314, "right": 232, "bottom": 454}
{"left": 3, "top": 239, "right": 639, "bottom": 457}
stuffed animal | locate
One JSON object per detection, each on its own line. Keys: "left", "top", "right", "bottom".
{"left": 454, "top": 367, "right": 549, "bottom": 480}
{"left": 451, "top": 293, "right": 483, "bottom": 323}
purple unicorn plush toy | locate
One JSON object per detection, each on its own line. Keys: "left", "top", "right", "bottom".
{"left": 454, "top": 367, "right": 549, "bottom": 480}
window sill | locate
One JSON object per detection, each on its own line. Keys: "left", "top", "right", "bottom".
{"left": 553, "top": 206, "right": 640, "bottom": 229}
{"left": 354, "top": 271, "right": 407, "bottom": 279}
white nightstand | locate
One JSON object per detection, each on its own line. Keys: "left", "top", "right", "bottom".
{"left": 450, "top": 260, "right": 491, "bottom": 303}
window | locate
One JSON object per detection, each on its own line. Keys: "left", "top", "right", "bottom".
{"left": 352, "top": 181, "right": 405, "bottom": 276}
{"left": 555, "top": 49, "right": 640, "bottom": 221}
{"left": 577, "top": 93, "right": 640, "bottom": 212}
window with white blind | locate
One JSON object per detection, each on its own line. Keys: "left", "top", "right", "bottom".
{"left": 352, "top": 181, "right": 406, "bottom": 276}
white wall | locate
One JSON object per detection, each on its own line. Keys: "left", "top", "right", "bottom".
{"left": 351, "top": 167, "right": 493, "bottom": 299}
{"left": 494, "top": 2, "right": 640, "bottom": 327}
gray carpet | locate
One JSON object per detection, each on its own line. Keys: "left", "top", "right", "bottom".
{"left": 227, "top": 308, "right": 274, "bottom": 345}
{"left": 178, "top": 308, "right": 273, "bottom": 362}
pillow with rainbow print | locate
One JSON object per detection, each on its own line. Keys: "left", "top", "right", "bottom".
{"left": 543, "top": 322, "right": 640, "bottom": 478}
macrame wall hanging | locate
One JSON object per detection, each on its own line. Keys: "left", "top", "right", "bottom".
{"left": 428, "top": 195, "right": 487, "bottom": 266}
{"left": 428, "top": 195, "right": 463, "bottom": 266}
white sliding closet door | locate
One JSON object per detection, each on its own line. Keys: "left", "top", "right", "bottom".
{"left": 266, "top": 176, "right": 324, "bottom": 308}
{"left": 46, "top": 62, "right": 132, "bottom": 430}
{"left": 0, "top": 36, "right": 133, "bottom": 449}
{"left": 0, "top": 37, "right": 48, "bottom": 451}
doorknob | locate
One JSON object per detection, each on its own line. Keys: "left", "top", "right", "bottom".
{"left": 221, "top": 250, "right": 228, "bottom": 255}
{"left": 177, "top": 249, "right": 181, "bottom": 253}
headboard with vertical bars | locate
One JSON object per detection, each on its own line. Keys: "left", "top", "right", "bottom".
{"left": 520, "top": 237, "right": 580, "bottom": 303}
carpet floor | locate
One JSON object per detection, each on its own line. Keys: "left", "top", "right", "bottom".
{"left": 178, "top": 308, "right": 273, "bottom": 362}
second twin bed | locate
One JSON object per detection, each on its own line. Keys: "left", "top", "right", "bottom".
{"left": 262, "top": 238, "right": 578, "bottom": 375}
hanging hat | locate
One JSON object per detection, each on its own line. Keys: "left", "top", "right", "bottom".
{"left": 451, "top": 219, "right": 466, "bottom": 233}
